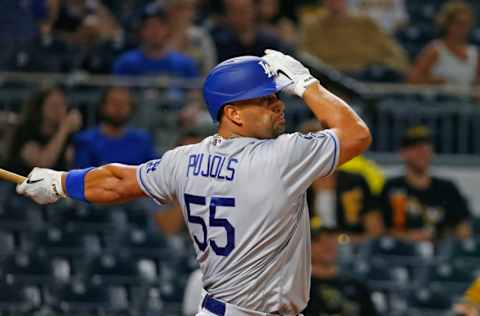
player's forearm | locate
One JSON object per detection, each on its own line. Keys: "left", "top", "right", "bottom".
{"left": 61, "top": 164, "right": 144, "bottom": 204}
{"left": 303, "top": 83, "right": 372, "bottom": 163}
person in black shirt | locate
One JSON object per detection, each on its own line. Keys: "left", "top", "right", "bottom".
{"left": 380, "top": 126, "right": 472, "bottom": 241}
{"left": 209, "top": 0, "right": 293, "bottom": 63}
{"left": 303, "top": 119, "right": 383, "bottom": 242}
{"left": 303, "top": 225, "right": 378, "bottom": 316}
{"left": 307, "top": 170, "right": 377, "bottom": 236}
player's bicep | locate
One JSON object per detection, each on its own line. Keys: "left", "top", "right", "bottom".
{"left": 136, "top": 154, "right": 175, "bottom": 205}
{"left": 332, "top": 126, "right": 370, "bottom": 166}
{"left": 274, "top": 130, "right": 340, "bottom": 198}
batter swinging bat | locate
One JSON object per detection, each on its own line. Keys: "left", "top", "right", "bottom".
{"left": 0, "top": 168, "right": 26, "bottom": 184}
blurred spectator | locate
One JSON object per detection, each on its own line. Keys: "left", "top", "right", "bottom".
{"left": 209, "top": 0, "right": 293, "bottom": 63}
{"left": 51, "top": 0, "right": 123, "bottom": 46}
{"left": 302, "top": 225, "right": 378, "bottom": 316}
{"left": 380, "top": 126, "right": 472, "bottom": 241}
{"left": 408, "top": 0, "right": 479, "bottom": 85}
{"left": 73, "top": 86, "right": 157, "bottom": 168}
{"left": 3, "top": 33, "right": 74, "bottom": 72}
{"left": 5, "top": 86, "right": 82, "bottom": 176}
{"left": 166, "top": 0, "right": 217, "bottom": 76}
{"left": 339, "top": 156, "right": 385, "bottom": 195}
{"left": 0, "top": 112, "right": 18, "bottom": 164}
{"left": 301, "top": 120, "right": 379, "bottom": 241}
{"left": 113, "top": 3, "right": 198, "bottom": 78}
{"left": 347, "top": 0, "right": 409, "bottom": 34}
{"left": 3, "top": 0, "right": 126, "bottom": 73}
{"left": 300, "top": 0, "right": 410, "bottom": 77}
{"left": 0, "top": 0, "right": 51, "bottom": 50}
{"left": 0, "top": 0, "right": 73, "bottom": 72}
{"left": 178, "top": 91, "right": 214, "bottom": 129}
{"left": 454, "top": 277, "right": 480, "bottom": 316}
{"left": 307, "top": 170, "right": 378, "bottom": 241}
{"left": 257, "top": 0, "right": 298, "bottom": 48}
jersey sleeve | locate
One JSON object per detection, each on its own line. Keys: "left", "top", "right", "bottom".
{"left": 273, "top": 129, "right": 340, "bottom": 199}
{"left": 136, "top": 150, "right": 176, "bottom": 205}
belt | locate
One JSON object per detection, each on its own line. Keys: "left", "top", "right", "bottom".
{"left": 201, "top": 293, "right": 302, "bottom": 316}
{"left": 202, "top": 294, "right": 226, "bottom": 316}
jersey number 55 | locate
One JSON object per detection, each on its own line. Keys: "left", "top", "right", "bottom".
{"left": 184, "top": 193, "right": 236, "bottom": 257}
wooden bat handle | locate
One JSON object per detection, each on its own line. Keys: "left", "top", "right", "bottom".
{"left": 0, "top": 168, "right": 27, "bottom": 184}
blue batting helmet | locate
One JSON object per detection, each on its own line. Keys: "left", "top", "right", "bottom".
{"left": 203, "top": 56, "right": 292, "bottom": 122}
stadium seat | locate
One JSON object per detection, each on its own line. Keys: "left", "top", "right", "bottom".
{"left": 0, "top": 229, "right": 16, "bottom": 255}
{"left": 0, "top": 197, "right": 43, "bottom": 231}
{"left": 52, "top": 280, "right": 113, "bottom": 316}
{"left": 352, "top": 65, "right": 405, "bottom": 83}
{"left": 403, "top": 286, "right": 453, "bottom": 316}
{"left": 358, "top": 236, "right": 425, "bottom": 267}
{"left": 121, "top": 228, "right": 168, "bottom": 258}
{"left": 0, "top": 281, "right": 35, "bottom": 314}
{"left": 2, "top": 252, "right": 54, "bottom": 285}
{"left": 415, "top": 262, "right": 474, "bottom": 296}
{"left": 353, "top": 259, "right": 410, "bottom": 292}
{"left": 49, "top": 204, "right": 118, "bottom": 233}
{"left": 30, "top": 226, "right": 99, "bottom": 257}
{"left": 438, "top": 237, "right": 480, "bottom": 262}
{"left": 85, "top": 253, "right": 145, "bottom": 285}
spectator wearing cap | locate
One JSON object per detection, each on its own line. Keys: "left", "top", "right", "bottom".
{"left": 302, "top": 220, "right": 379, "bottom": 316}
{"left": 380, "top": 126, "right": 472, "bottom": 241}
{"left": 408, "top": 0, "right": 479, "bottom": 86}
{"left": 165, "top": 0, "right": 217, "bottom": 76}
{"left": 209, "top": 0, "right": 293, "bottom": 63}
{"left": 113, "top": 3, "right": 199, "bottom": 78}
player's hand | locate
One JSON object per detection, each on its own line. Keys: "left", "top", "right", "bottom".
{"left": 262, "top": 49, "right": 318, "bottom": 97}
{"left": 16, "top": 167, "right": 66, "bottom": 204}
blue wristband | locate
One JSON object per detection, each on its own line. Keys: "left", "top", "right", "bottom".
{"left": 65, "top": 168, "right": 94, "bottom": 202}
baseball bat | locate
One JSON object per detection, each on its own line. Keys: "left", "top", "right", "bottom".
{"left": 0, "top": 168, "right": 26, "bottom": 184}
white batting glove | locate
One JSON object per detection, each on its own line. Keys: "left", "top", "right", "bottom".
{"left": 262, "top": 49, "right": 319, "bottom": 97}
{"left": 16, "top": 167, "right": 66, "bottom": 205}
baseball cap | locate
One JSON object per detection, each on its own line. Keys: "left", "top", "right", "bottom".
{"left": 140, "top": 2, "right": 167, "bottom": 22}
{"left": 400, "top": 125, "right": 433, "bottom": 148}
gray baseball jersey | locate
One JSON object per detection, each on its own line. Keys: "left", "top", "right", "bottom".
{"left": 136, "top": 129, "right": 340, "bottom": 315}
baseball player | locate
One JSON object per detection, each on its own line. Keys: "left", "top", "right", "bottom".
{"left": 16, "top": 50, "right": 371, "bottom": 316}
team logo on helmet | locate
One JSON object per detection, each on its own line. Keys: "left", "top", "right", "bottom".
{"left": 258, "top": 61, "right": 275, "bottom": 78}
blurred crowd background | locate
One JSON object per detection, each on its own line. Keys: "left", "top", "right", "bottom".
{"left": 0, "top": 0, "right": 480, "bottom": 315}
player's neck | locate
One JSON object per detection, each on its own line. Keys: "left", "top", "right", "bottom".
{"left": 217, "top": 124, "right": 246, "bottom": 139}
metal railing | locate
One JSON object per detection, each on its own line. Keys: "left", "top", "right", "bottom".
{"left": 1, "top": 69, "right": 479, "bottom": 163}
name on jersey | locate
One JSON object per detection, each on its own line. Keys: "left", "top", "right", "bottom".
{"left": 187, "top": 154, "right": 238, "bottom": 181}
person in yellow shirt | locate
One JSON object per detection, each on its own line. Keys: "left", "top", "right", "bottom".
{"left": 454, "top": 277, "right": 480, "bottom": 316}
{"left": 299, "top": 119, "right": 385, "bottom": 194}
